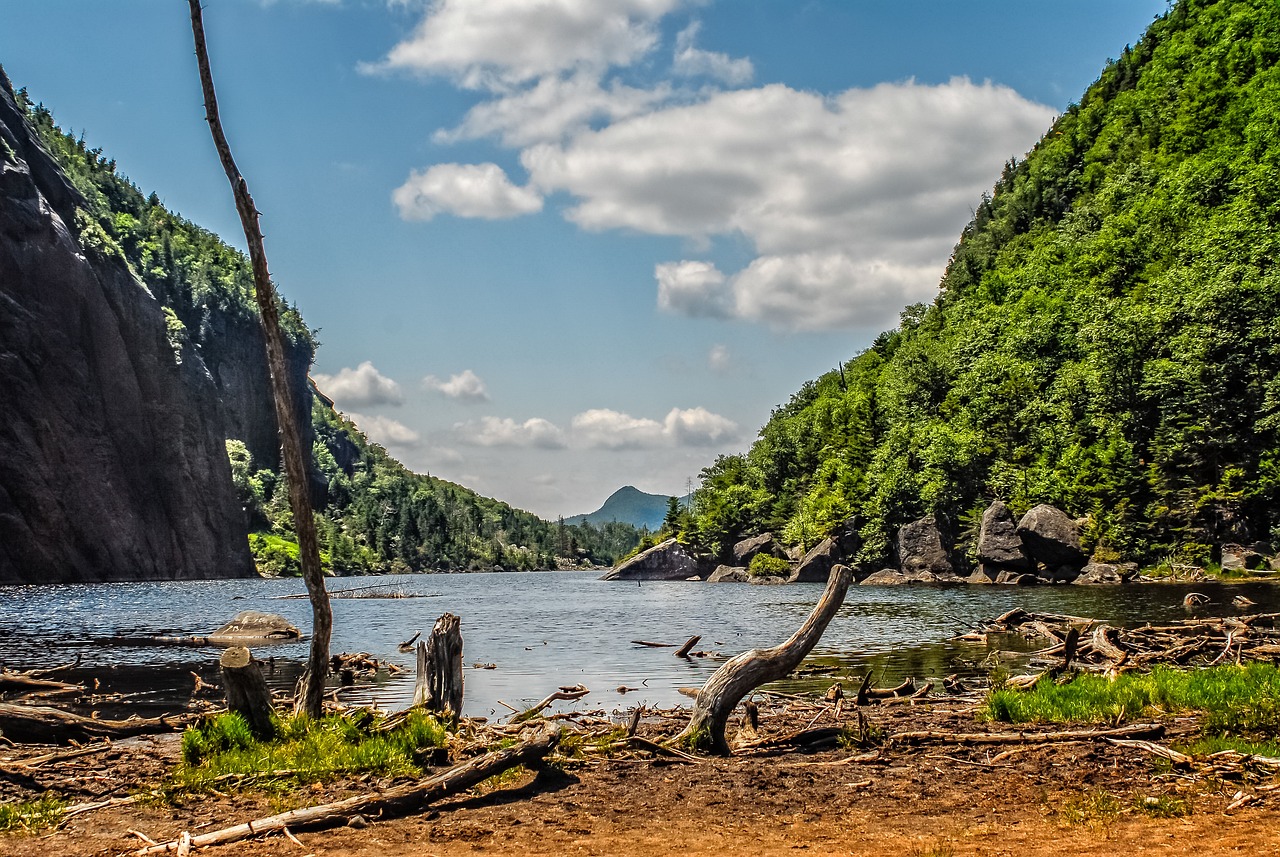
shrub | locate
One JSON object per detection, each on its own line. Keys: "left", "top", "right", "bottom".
{"left": 748, "top": 554, "right": 790, "bottom": 578}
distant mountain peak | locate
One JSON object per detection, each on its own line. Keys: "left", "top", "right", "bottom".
{"left": 565, "top": 486, "right": 686, "bottom": 531}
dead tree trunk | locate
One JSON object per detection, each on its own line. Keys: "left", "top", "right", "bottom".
{"left": 0, "top": 703, "right": 190, "bottom": 745}
{"left": 674, "top": 564, "right": 852, "bottom": 755}
{"left": 413, "top": 613, "right": 463, "bottom": 722}
{"left": 187, "top": 0, "right": 331, "bottom": 719}
{"left": 219, "top": 647, "right": 274, "bottom": 739}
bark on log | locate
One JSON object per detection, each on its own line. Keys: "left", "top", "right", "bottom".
{"left": 187, "top": 0, "right": 331, "bottom": 719}
{"left": 0, "top": 703, "right": 189, "bottom": 745}
{"left": 414, "top": 614, "right": 463, "bottom": 722}
{"left": 673, "top": 563, "right": 852, "bottom": 754}
{"left": 219, "top": 647, "right": 275, "bottom": 739}
{"left": 136, "top": 723, "right": 560, "bottom": 854}
{"left": 673, "top": 635, "right": 702, "bottom": 658}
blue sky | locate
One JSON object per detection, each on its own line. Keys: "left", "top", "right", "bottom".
{"left": 2, "top": 0, "right": 1168, "bottom": 518}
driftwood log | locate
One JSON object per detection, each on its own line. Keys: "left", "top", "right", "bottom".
{"left": 673, "top": 563, "right": 852, "bottom": 754}
{"left": 187, "top": 0, "right": 331, "bottom": 720}
{"left": 136, "top": 722, "right": 560, "bottom": 854}
{"left": 0, "top": 702, "right": 189, "bottom": 745}
{"left": 413, "top": 613, "right": 464, "bottom": 721}
{"left": 219, "top": 647, "right": 274, "bottom": 738}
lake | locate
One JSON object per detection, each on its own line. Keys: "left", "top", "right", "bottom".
{"left": 1, "top": 572, "right": 1276, "bottom": 719}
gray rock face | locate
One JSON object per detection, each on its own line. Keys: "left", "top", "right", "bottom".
{"left": 749, "top": 574, "right": 788, "bottom": 585}
{"left": 731, "top": 533, "right": 782, "bottom": 567}
{"left": 895, "top": 517, "right": 953, "bottom": 576}
{"left": 1016, "top": 504, "right": 1086, "bottom": 569}
{"left": 977, "top": 501, "right": 1030, "bottom": 570}
{"left": 708, "top": 565, "right": 750, "bottom": 583}
{"left": 788, "top": 538, "right": 839, "bottom": 583}
{"left": 600, "top": 538, "right": 699, "bottom": 581}
{"left": 860, "top": 568, "right": 938, "bottom": 585}
{"left": 1073, "top": 563, "right": 1130, "bottom": 585}
{"left": 1221, "top": 543, "right": 1266, "bottom": 571}
{"left": 0, "top": 72, "right": 258, "bottom": 583}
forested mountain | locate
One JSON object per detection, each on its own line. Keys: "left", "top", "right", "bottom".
{"left": 18, "top": 83, "right": 639, "bottom": 576}
{"left": 565, "top": 486, "right": 681, "bottom": 530}
{"left": 688, "top": 0, "right": 1280, "bottom": 570}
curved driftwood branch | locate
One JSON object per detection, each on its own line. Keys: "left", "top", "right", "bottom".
{"left": 187, "top": 0, "right": 330, "bottom": 718}
{"left": 673, "top": 564, "right": 853, "bottom": 755}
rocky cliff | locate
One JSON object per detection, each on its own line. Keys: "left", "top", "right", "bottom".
{"left": 0, "top": 68, "right": 259, "bottom": 583}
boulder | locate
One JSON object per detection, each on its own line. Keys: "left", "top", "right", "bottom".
{"left": 708, "top": 565, "right": 750, "bottom": 583}
{"left": 788, "top": 538, "right": 839, "bottom": 583}
{"left": 860, "top": 568, "right": 938, "bottom": 586}
{"left": 207, "top": 611, "right": 301, "bottom": 644}
{"left": 731, "top": 533, "right": 783, "bottom": 567}
{"left": 895, "top": 517, "right": 953, "bottom": 576}
{"left": 965, "top": 569, "right": 994, "bottom": 585}
{"left": 749, "top": 574, "right": 788, "bottom": 585}
{"left": 600, "top": 538, "right": 699, "bottom": 581}
{"left": 1016, "top": 505, "right": 1086, "bottom": 569}
{"left": 832, "top": 516, "right": 862, "bottom": 556}
{"left": 994, "top": 570, "right": 1039, "bottom": 585}
{"left": 977, "top": 501, "right": 1030, "bottom": 570}
{"left": 1073, "top": 563, "right": 1129, "bottom": 585}
{"left": 1221, "top": 543, "right": 1266, "bottom": 572}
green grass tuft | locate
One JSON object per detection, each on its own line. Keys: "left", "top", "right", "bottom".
{"left": 0, "top": 795, "right": 67, "bottom": 834}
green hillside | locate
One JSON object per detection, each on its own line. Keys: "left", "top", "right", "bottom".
{"left": 688, "top": 0, "right": 1280, "bottom": 569}
{"left": 21, "top": 91, "right": 639, "bottom": 574}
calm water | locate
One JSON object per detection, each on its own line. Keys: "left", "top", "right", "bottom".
{"left": 1, "top": 572, "right": 1276, "bottom": 718}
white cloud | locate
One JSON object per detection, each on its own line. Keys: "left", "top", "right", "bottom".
{"left": 312, "top": 361, "right": 404, "bottom": 407}
{"left": 570, "top": 406, "right": 738, "bottom": 449}
{"left": 423, "top": 369, "right": 491, "bottom": 402}
{"left": 458, "top": 416, "right": 568, "bottom": 449}
{"left": 708, "top": 344, "right": 730, "bottom": 372}
{"left": 392, "top": 162, "right": 542, "bottom": 220}
{"left": 369, "top": 0, "right": 688, "bottom": 88}
{"left": 655, "top": 259, "right": 732, "bottom": 319}
{"left": 346, "top": 412, "right": 422, "bottom": 447}
{"left": 673, "top": 22, "right": 752, "bottom": 86}
{"left": 519, "top": 78, "right": 1052, "bottom": 330}
{"left": 436, "top": 71, "right": 671, "bottom": 147}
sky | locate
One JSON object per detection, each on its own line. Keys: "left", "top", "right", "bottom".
{"left": 1, "top": 0, "right": 1169, "bottom": 519}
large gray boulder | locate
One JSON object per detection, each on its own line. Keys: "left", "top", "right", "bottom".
{"left": 1073, "top": 563, "right": 1132, "bottom": 585}
{"left": 788, "top": 538, "right": 839, "bottom": 582}
{"left": 860, "top": 568, "right": 938, "bottom": 586}
{"left": 600, "top": 538, "right": 699, "bottom": 581}
{"left": 1016, "top": 505, "right": 1086, "bottom": 569}
{"left": 707, "top": 564, "right": 750, "bottom": 583}
{"left": 731, "top": 533, "right": 783, "bottom": 567}
{"left": 895, "top": 517, "right": 953, "bottom": 576}
{"left": 1221, "top": 543, "right": 1266, "bottom": 572}
{"left": 832, "top": 515, "right": 862, "bottom": 556}
{"left": 977, "top": 501, "right": 1030, "bottom": 570}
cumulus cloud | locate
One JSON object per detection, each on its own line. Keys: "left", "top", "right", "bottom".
{"left": 436, "top": 72, "right": 671, "bottom": 147}
{"left": 520, "top": 78, "right": 1053, "bottom": 329}
{"left": 458, "top": 416, "right": 568, "bottom": 449}
{"left": 423, "top": 369, "right": 491, "bottom": 402}
{"left": 346, "top": 412, "right": 422, "bottom": 447}
{"left": 368, "top": 0, "right": 687, "bottom": 87}
{"left": 570, "top": 407, "right": 738, "bottom": 449}
{"left": 673, "top": 22, "right": 752, "bottom": 85}
{"left": 312, "top": 361, "right": 404, "bottom": 407}
{"left": 392, "top": 163, "right": 542, "bottom": 220}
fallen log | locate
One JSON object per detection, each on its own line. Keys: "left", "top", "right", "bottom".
{"left": 672, "top": 564, "right": 852, "bottom": 755}
{"left": 673, "top": 635, "right": 702, "bottom": 658}
{"left": 512, "top": 685, "right": 589, "bottom": 723}
{"left": 136, "top": 722, "right": 560, "bottom": 854}
{"left": 0, "top": 702, "right": 190, "bottom": 745}
{"left": 890, "top": 722, "right": 1163, "bottom": 746}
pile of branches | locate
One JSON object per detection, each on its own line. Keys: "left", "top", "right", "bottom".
{"left": 980, "top": 608, "right": 1280, "bottom": 673}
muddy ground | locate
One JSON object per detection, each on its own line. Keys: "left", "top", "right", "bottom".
{"left": 3, "top": 696, "right": 1279, "bottom": 857}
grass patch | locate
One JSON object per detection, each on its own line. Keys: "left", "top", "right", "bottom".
{"left": 1058, "top": 789, "right": 1123, "bottom": 828}
{"left": 0, "top": 795, "right": 68, "bottom": 834}
{"left": 986, "top": 663, "right": 1280, "bottom": 737}
{"left": 1134, "top": 793, "right": 1191, "bottom": 818}
{"left": 556, "top": 726, "right": 627, "bottom": 761}
{"left": 1178, "top": 734, "right": 1280, "bottom": 758}
{"left": 175, "top": 709, "right": 448, "bottom": 794}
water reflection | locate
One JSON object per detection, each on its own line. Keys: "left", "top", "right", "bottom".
{"left": 0, "top": 573, "right": 1275, "bottom": 717}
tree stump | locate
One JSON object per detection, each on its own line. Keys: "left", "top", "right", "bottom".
{"left": 414, "top": 613, "right": 463, "bottom": 722}
{"left": 674, "top": 563, "right": 852, "bottom": 755}
{"left": 220, "top": 647, "right": 275, "bottom": 738}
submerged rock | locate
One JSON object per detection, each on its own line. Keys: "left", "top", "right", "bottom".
{"left": 208, "top": 611, "right": 301, "bottom": 644}
{"left": 1073, "top": 563, "right": 1128, "bottom": 585}
{"left": 860, "top": 568, "right": 939, "bottom": 585}
{"left": 600, "top": 538, "right": 699, "bottom": 581}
